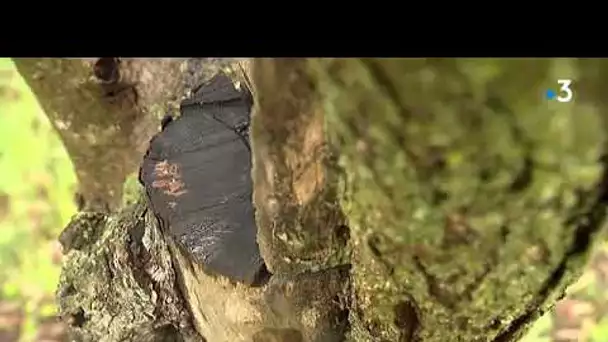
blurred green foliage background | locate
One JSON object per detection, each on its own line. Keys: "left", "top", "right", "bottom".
{"left": 0, "top": 58, "right": 76, "bottom": 341}
{"left": 1, "top": 57, "right": 608, "bottom": 341}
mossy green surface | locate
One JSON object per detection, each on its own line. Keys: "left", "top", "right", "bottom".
{"left": 58, "top": 199, "right": 199, "bottom": 342}
{"left": 310, "top": 58, "right": 608, "bottom": 341}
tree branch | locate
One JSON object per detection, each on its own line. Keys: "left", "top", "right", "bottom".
{"left": 14, "top": 58, "right": 232, "bottom": 211}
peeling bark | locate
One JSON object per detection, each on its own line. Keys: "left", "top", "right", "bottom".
{"left": 252, "top": 58, "right": 348, "bottom": 276}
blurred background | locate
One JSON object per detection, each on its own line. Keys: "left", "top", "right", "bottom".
{"left": 0, "top": 57, "right": 608, "bottom": 342}
{"left": 0, "top": 58, "right": 76, "bottom": 341}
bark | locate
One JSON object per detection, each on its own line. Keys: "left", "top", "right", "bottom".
{"left": 252, "top": 59, "right": 348, "bottom": 276}
{"left": 252, "top": 58, "right": 608, "bottom": 341}
{"left": 18, "top": 58, "right": 608, "bottom": 342}
{"left": 13, "top": 58, "right": 233, "bottom": 211}
{"left": 307, "top": 58, "right": 608, "bottom": 341}
{"left": 56, "top": 198, "right": 200, "bottom": 342}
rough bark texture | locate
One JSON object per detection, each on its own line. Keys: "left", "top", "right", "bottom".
{"left": 13, "top": 58, "right": 234, "bottom": 212}
{"left": 57, "top": 197, "right": 200, "bottom": 342}
{"left": 18, "top": 58, "right": 608, "bottom": 342}
{"left": 252, "top": 59, "right": 349, "bottom": 276}
{"left": 307, "top": 58, "right": 608, "bottom": 341}
{"left": 252, "top": 58, "right": 608, "bottom": 341}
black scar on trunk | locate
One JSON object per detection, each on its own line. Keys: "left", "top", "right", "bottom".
{"left": 139, "top": 73, "right": 268, "bottom": 286}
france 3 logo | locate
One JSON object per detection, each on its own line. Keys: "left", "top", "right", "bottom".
{"left": 546, "top": 79, "right": 573, "bottom": 103}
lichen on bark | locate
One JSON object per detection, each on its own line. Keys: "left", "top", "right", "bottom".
{"left": 57, "top": 194, "right": 201, "bottom": 342}
{"left": 307, "top": 58, "right": 608, "bottom": 341}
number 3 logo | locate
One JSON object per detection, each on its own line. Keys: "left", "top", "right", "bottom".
{"left": 557, "top": 79, "right": 573, "bottom": 103}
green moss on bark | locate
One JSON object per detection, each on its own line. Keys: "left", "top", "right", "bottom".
{"left": 57, "top": 197, "right": 200, "bottom": 342}
{"left": 309, "top": 58, "right": 608, "bottom": 341}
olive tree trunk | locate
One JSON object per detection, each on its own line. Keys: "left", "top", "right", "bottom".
{"left": 14, "top": 58, "right": 608, "bottom": 342}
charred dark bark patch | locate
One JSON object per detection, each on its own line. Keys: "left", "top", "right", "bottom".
{"left": 140, "top": 73, "right": 265, "bottom": 286}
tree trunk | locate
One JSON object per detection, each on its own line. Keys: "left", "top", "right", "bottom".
{"left": 16, "top": 58, "right": 608, "bottom": 342}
